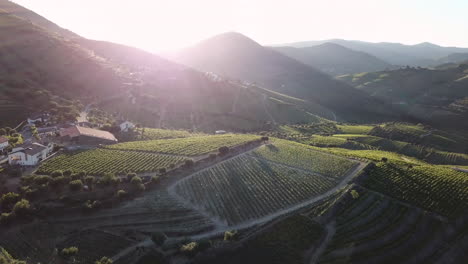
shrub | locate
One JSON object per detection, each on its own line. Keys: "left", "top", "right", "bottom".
{"left": 69, "top": 180, "right": 83, "bottom": 192}
{"left": 350, "top": 189, "right": 360, "bottom": 199}
{"left": 63, "top": 170, "right": 73, "bottom": 177}
{"left": 180, "top": 242, "right": 198, "bottom": 257}
{"left": 151, "top": 232, "right": 167, "bottom": 246}
{"left": 51, "top": 170, "right": 63, "bottom": 177}
{"left": 126, "top": 172, "right": 137, "bottom": 181}
{"left": 0, "top": 192, "right": 20, "bottom": 209}
{"left": 61, "top": 247, "right": 79, "bottom": 258}
{"left": 151, "top": 175, "right": 160, "bottom": 184}
{"left": 116, "top": 190, "right": 127, "bottom": 199}
{"left": 218, "top": 146, "right": 230, "bottom": 155}
{"left": 130, "top": 176, "right": 142, "bottom": 185}
{"left": 381, "top": 157, "right": 388, "bottom": 162}
{"left": 33, "top": 175, "right": 51, "bottom": 185}
{"left": 95, "top": 256, "right": 113, "bottom": 264}
{"left": 261, "top": 136, "right": 269, "bottom": 141}
{"left": 0, "top": 212, "right": 13, "bottom": 225}
{"left": 84, "top": 176, "right": 95, "bottom": 187}
{"left": 78, "top": 171, "right": 87, "bottom": 177}
{"left": 70, "top": 173, "right": 81, "bottom": 181}
{"left": 136, "top": 184, "right": 145, "bottom": 192}
{"left": 224, "top": 230, "right": 239, "bottom": 241}
{"left": 12, "top": 199, "right": 31, "bottom": 217}
{"left": 50, "top": 176, "right": 67, "bottom": 190}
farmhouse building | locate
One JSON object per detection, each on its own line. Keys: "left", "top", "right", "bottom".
{"left": 0, "top": 136, "right": 9, "bottom": 151}
{"left": 119, "top": 121, "right": 135, "bottom": 132}
{"left": 8, "top": 142, "right": 53, "bottom": 166}
{"left": 27, "top": 113, "right": 50, "bottom": 125}
{"left": 60, "top": 125, "right": 118, "bottom": 145}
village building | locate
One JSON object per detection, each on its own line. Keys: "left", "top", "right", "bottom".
{"left": 60, "top": 125, "right": 118, "bottom": 145}
{"left": 8, "top": 142, "right": 53, "bottom": 166}
{"left": 0, "top": 136, "right": 9, "bottom": 152}
{"left": 119, "top": 121, "right": 135, "bottom": 132}
{"left": 27, "top": 113, "right": 50, "bottom": 125}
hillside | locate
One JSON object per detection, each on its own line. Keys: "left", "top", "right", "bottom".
{"left": 273, "top": 43, "right": 393, "bottom": 75}
{"left": 0, "top": 8, "right": 129, "bottom": 126}
{"left": 0, "top": 0, "right": 78, "bottom": 38}
{"left": 173, "top": 32, "right": 401, "bottom": 123}
{"left": 337, "top": 65, "right": 468, "bottom": 130}
{"left": 277, "top": 39, "right": 468, "bottom": 66}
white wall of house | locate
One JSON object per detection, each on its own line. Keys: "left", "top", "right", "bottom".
{"left": 8, "top": 147, "right": 50, "bottom": 166}
{"left": 0, "top": 141, "right": 8, "bottom": 151}
{"left": 120, "top": 121, "right": 135, "bottom": 132}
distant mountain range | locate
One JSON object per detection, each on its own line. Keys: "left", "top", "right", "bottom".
{"left": 272, "top": 43, "right": 395, "bottom": 76}
{"left": 173, "top": 32, "right": 401, "bottom": 122}
{"left": 273, "top": 39, "right": 468, "bottom": 67}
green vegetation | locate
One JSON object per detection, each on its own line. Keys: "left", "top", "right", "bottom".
{"left": 36, "top": 149, "right": 185, "bottom": 176}
{"left": 337, "top": 124, "right": 373, "bottom": 134}
{"left": 174, "top": 154, "right": 338, "bottom": 225}
{"left": 213, "top": 215, "right": 324, "bottom": 264}
{"left": 363, "top": 163, "right": 468, "bottom": 218}
{"left": 136, "top": 128, "right": 202, "bottom": 140}
{"left": 105, "top": 134, "right": 259, "bottom": 156}
{"left": 250, "top": 139, "right": 358, "bottom": 178}
{"left": 0, "top": 247, "right": 26, "bottom": 264}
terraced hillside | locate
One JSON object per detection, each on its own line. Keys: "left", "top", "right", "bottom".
{"left": 105, "top": 134, "right": 260, "bottom": 156}
{"left": 36, "top": 149, "right": 186, "bottom": 176}
{"left": 171, "top": 140, "right": 361, "bottom": 226}
{"left": 317, "top": 188, "right": 466, "bottom": 264}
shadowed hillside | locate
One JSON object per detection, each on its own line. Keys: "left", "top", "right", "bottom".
{"left": 273, "top": 43, "right": 394, "bottom": 75}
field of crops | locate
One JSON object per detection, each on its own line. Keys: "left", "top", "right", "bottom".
{"left": 36, "top": 149, "right": 185, "bottom": 175}
{"left": 250, "top": 140, "right": 358, "bottom": 178}
{"left": 105, "top": 134, "right": 259, "bottom": 156}
{"left": 337, "top": 124, "right": 373, "bottom": 134}
{"left": 318, "top": 189, "right": 456, "bottom": 264}
{"left": 206, "top": 215, "right": 324, "bottom": 264}
{"left": 173, "top": 154, "right": 339, "bottom": 225}
{"left": 363, "top": 163, "right": 468, "bottom": 218}
{"left": 136, "top": 128, "right": 201, "bottom": 140}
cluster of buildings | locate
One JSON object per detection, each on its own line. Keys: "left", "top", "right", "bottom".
{"left": 2, "top": 116, "right": 135, "bottom": 167}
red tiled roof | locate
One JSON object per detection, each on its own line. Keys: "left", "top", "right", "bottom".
{"left": 60, "top": 126, "right": 117, "bottom": 142}
{"left": 0, "top": 136, "right": 8, "bottom": 144}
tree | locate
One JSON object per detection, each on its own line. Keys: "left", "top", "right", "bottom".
{"left": 130, "top": 176, "right": 142, "bottom": 185}
{"left": 33, "top": 175, "right": 51, "bottom": 185}
{"left": 0, "top": 128, "right": 6, "bottom": 136}
{"left": 126, "top": 172, "right": 137, "bottom": 182}
{"left": 224, "top": 230, "right": 239, "bottom": 241}
{"left": 151, "top": 232, "right": 167, "bottom": 246}
{"left": 61, "top": 247, "right": 78, "bottom": 259}
{"left": 158, "top": 168, "right": 167, "bottom": 175}
{"left": 381, "top": 157, "right": 388, "bottom": 162}
{"left": 51, "top": 170, "right": 63, "bottom": 178}
{"left": 350, "top": 189, "right": 359, "bottom": 199}
{"left": 180, "top": 242, "right": 198, "bottom": 257}
{"left": 116, "top": 190, "right": 127, "bottom": 200}
{"left": 0, "top": 192, "right": 20, "bottom": 210}
{"left": 84, "top": 176, "right": 95, "bottom": 188}
{"left": 218, "top": 146, "right": 230, "bottom": 156}
{"left": 50, "top": 176, "right": 67, "bottom": 190}
{"left": 261, "top": 136, "right": 269, "bottom": 142}
{"left": 95, "top": 256, "right": 112, "bottom": 264}
{"left": 69, "top": 180, "right": 83, "bottom": 192}
{"left": 0, "top": 247, "right": 26, "bottom": 264}
{"left": 12, "top": 199, "right": 31, "bottom": 217}
{"left": 63, "top": 170, "right": 73, "bottom": 177}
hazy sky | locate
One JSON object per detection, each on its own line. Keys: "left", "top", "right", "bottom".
{"left": 12, "top": 0, "right": 468, "bottom": 52}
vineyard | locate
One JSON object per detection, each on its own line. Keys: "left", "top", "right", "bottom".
{"left": 105, "top": 134, "right": 259, "bottom": 156}
{"left": 173, "top": 154, "right": 340, "bottom": 226}
{"left": 318, "top": 189, "right": 459, "bottom": 264}
{"left": 208, "top": 215, "right": 324, "bottom": 264}
{"left": 135, "top": 128, "right": 202, "bottom": 140}
{"left": 250, "top": 140, "right": 359, "bottom": 178}
{"left": 51, "top": 190, "right": 215, "bottom": 236}
{"left": 363, "top": 163, "right": 468, "bottom": 218}
{"left": 36, "top": 149, "right": 185, "bottom": 175}
{"left": 58, "top": 229, "right": 133, "bottom": 264}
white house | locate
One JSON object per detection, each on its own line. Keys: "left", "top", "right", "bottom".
{"left": 119, "top": 121, "right": 135, "bottom": 132}
{"left": 8, "top": 142, "right": 53, "bottom": 166}
{"left": 0, "top": 136, "right": 9, "bottom": 152}
{"left": 27, "top": 113, "right": 50, "bottom": 125}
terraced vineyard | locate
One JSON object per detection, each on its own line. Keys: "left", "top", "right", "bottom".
{"left": 58, "top": 230, "right": 133, "bottom": 264}
{"left": 51, "top": 190, "right": 215, "bottom": 236}
{"left": 363, "top": 163, "right": 468, "bottom": 218}
{"left": 173, "top": 153, "right": 346, "bottom": 226}
{"left": 318, "top": 189, "right": 457, "bottom": 264}
{"left": 105, "top": 134, "right": 259, "bottom": 156}
{"left": 136, "top": 128, "right": 201, "bottom": 140}
{"left": 36, "top": 149, "right": 185, "bottom": 175}
{"left": 250, "top": 140, "right": 359, "bottom": 178}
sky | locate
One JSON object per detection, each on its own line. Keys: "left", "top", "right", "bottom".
{"left": 12, "top": 0, "right": 468, "bottom": 52}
